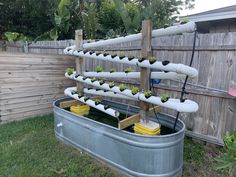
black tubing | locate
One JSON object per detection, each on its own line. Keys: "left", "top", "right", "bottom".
{"left": 172, "top": 29, "right": 197, "bottom": 132}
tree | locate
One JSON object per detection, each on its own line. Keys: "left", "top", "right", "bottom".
{"left": 0, "top": 0, "right": 57, "bottom": 39}
{"left": 0, "top": 0, "right": 195, "bottom": 40}
{"left": 113, "top": 0, "right": 195, "bottom": 34}
{"left": 97, "top": 0, "right": 124, "bottom": 38}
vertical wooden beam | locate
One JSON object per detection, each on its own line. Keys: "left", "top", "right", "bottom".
{"left": 139, "top": 20, "right": 152, "bottom": 122}
{"left": 75, "top": 30, "right": 84, "bottom": 92}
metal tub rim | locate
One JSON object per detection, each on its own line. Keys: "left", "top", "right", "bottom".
{"left": 53, "top": 98, "right": 185, "bottom": 139}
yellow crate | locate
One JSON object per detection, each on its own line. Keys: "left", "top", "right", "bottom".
{"left": 70, "top": 105, "right": 90, "bottom": 116}
{"left": 134, "top": 120, "right": 160, "bottom": 136}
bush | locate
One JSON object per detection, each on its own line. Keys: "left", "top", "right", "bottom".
{"left": 215, "top": 131, "right": 236, "bottom": 176}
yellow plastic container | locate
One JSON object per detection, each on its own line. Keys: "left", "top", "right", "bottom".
{"left": 70, "top": 105, "right": 90, "bottom": 116}
{"left": 134, "top": 120, "right": 161, "bottom": 136}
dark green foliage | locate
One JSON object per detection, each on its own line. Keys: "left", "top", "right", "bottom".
{"left": 97, "top": 0, "right": 124, "bottom": 38}
{"left": 0, "top": 0, "right": 57, "bottom": 40}
{"left": 0, "top": 0, "right": 195, "bottom": 40}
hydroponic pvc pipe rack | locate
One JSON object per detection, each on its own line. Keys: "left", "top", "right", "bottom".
{"left": 56, "top": 20, "right": 199, "bottom": 177}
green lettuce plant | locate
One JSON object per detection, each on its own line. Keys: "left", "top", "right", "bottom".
{"left": 66, "top": 68, "right": 74, "bottom": 76}
{"left": 138, "top": 53, "right": 145, "bottom": 62}
{"left": 144, "top": 90, "right": 152, "bottom": 99}
{"left": 90, "top": 77, "right": 96, "bottom": 82}
{"left": 94, "top": 98, "right": 101, "bottom": 105}
{"left": 99, "top": 79, "right": 105, "bottom": 85}
{"left": 119, "top": 52, "right": 126, "bottom": 59}
{"left": 128, "top": 54, "right": 135, "bottom": 61}
{"left": 95, "top": 65, "right": 103, "bottom": 72}
{"left": 118, "top": 84, "right": 127, "bottom": 91}
{"left": 108, "top": 82, "right": 115, "bottom": 88}
{"left": 148, "top": 56, "right": 157, "bottom": 64}
{"left": 124, "top": 67, "right": 133, "bottom": 73}
{"left": 161, "top": 94, "right": 170, "bottom": 103}
{"left": 131, "top": 87, "right": 139, "bottom": 95}
{"left": 110, "top": 68, "right": 116, "bottom": 73}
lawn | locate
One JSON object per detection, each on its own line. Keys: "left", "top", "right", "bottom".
{"left": 0, "top": 115, "right": 226, "bottom": 177}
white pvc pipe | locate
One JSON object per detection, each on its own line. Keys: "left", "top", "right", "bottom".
{"left": 83, "top": 88, "right": 136, "bottom": 100}
{"left": 139, "top": 94, "right": 199, "bottom": 113}
{"left": 65, "top": 51, "right": 198, "bottom": 78}
{"left": 84, "top": 71, "right": 186, "bottom": 81}
{"left": 65, "top": 72, "right": 199, "bottom": 112}
{"left": 65, "top": 72, "right": 140, "bottom": 99}
{"left": 64, "top": 87, "right": 120, "bottom": 117}
{"left": 82, "top": 22, "right": 196, "bottom": 49}
{"left": 64, "top": 45, "right": 75, "bottom": 55}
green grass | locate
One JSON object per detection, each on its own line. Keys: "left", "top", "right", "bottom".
{"left": 0, "top": 115, "right": 119, "bottom": 177}
{"left": 0, "top": 115, "right": 226, "bottom": 177}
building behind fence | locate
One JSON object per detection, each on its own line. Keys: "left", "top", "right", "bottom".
{"left": 0, "top": 31, "right": 236, "bottom": 145}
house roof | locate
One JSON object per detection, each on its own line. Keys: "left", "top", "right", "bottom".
{"left": 180, "top": 5, "right": 236, "bottom": 22}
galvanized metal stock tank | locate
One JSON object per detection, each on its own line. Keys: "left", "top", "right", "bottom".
{"left": 54, "top": 98, "right": 185, "bottom": 177}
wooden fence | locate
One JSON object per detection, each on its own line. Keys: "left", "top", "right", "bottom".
{"left": 0, "top": 31, "right": 236, "bottom": 145}
{"left": 0, "top": 52, "right": 75, "bottom": 122}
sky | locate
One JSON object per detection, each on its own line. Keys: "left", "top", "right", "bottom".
{"left": 180, "top": 0, "right": 236, "bottom": 16}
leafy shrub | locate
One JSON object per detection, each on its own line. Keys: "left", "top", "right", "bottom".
{"left": 215, "top": 131, "right": 236, "bottom": 176}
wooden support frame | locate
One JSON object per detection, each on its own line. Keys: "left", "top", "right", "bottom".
{"left": 118, "top": 106, "right": 160, "bottom": 130}
{"left": 75, "top": 30, "right": 84, "bottom": 93}
{"left": 59, "top": 100, "right": 82, "bottom": 109}
{"left": 139, "top": 20, "right": 153, "bottom": 122}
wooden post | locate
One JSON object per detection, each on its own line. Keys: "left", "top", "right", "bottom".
{"left": 75, "top": 30, "right": 84, "bottom": 92}
{"left": 139, "top": 20, "right": 152, "bottom": 122}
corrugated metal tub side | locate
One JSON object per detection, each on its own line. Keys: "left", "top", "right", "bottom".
{"left": 53, "top": 98, "right": 185, "bottom": 177}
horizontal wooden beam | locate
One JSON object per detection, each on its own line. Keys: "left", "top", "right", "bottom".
{"left": 59, "top": 100, "right": 82, "bottom": 109}
{"left": 118, "top": 106, "right": 160, "bottom": 130}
